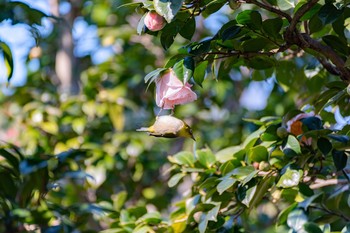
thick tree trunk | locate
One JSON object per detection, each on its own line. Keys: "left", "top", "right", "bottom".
{"left": 50, "top": 0, "right": 79, "bottom": 95}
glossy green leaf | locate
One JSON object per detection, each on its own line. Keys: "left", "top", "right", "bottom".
{"left": 332, "top": 150, "right": 347, "bottom": 171}
{"left": 277, "top": 0, "right": 296, "bottom": 10}
{"left": 217, "top": 177, "right": 236, "bottom": 195}
{"left": 298, "top": 193, "right": 322, "bottom": 211}
{"left": 248, "top": 145, "right": 268, "bottom": 163}
{"left": 277, "top": 203, "right": 298, "bottom": 225}
{"left": 193, "top": 60, "right": 208, "bottom": 87}
{"left": 317, "top": 137, "right": 332, "bottom": 156}
{"left": 153, "top": 0, "right": 184, "bottom": 23}
{"left": 322, "top": 35, "right": 349, "bottom": 55}
{"left": 179, "top": 17, "right": 195, "bottom": 40}
{"left": 277, "top": 167, "right": 303, "bottom": 188}
{"left": 221, "top": 25, "right": 241, "bottom": 41}
{"left": 136, "top": 212, "right": 162, "bottom": 224}
{"left": 245, "top": 56, "right": 276, "bottom": 70}
{"left": 236, "top": 10, "right": 262, "bottom": 30}
{"left": 303, "top": 222, "right": 323, "bottom": 233}
{"left": 0, "top": 41, "right": 14, "bottom": 82}
{"left": 318, "top": 3, "right": 343, "bottom": 25}
{"left": 262, "top": 17, "right": 283, "bottom": 38}
{"left": 241, "top": 185, "right": 257, "bottom": 207}
{"left": 168, "top": 173, "right": 186, "bottom": 187}
{"left": 173, "top": 57, "right": 194, "bottom": 83}
{"left": 170, "top": 151, "right": 195, "bottom": 167}
{"left": 197, "top": 148, "right": 216, "bottom": 168}
{"left": 144, "top": 68, "right": 167, "bottom": 83}
{"left": 285, "top": 135, "right": 301, "bottom": 154}
{"left": 188, "top": 40, "right": 211, "bottom": 55}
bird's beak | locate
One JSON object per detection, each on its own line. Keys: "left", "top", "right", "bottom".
{"left": 190, "top": 133, "right": 196, "bottom": 141}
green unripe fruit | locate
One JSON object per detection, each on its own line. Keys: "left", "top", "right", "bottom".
{"left": 229, "top": 0, "right": 241, "bottom": 10}
{"left": 276, "top": 126, "right": 288, "bottom": 138}
{"left": 259, "top": 161, "right": 271, "bottom": 171}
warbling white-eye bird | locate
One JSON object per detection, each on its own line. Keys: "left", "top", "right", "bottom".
{"left": 136, "top": 115, "right": 195, "bottom": 140}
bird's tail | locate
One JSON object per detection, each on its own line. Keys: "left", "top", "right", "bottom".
{"left": 136, "top": 127, "right": 149, "bottom": 132}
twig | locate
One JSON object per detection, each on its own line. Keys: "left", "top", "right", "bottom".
{"left": 309, "top": 205, "right": 350, "bottom": 221}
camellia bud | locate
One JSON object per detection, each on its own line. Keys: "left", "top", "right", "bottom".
{"left": 276, "top": 126, "right": 288, "bottom": 138}
{"left": 228, "top": 0, "right": 241, "bottom": 10}
{"left": 144, "top": 11, "right": 166, "bottom": 32}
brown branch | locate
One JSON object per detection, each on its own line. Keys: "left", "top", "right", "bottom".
{"left": 301, "top": 33, "right": 350, "bottom": 81}
{"left": 309, "top": 205, "right": 350, "bottom": 221}
{"left": 309, "top": 179, "right": 348, "bottom": 189}
{"left": 317, "top": 57, "right": 341, "bottom": 76}
{"left": 289, "top": 0, "right": 319, "bottom": 33}
{"left": 243, "top": 0, "right": 292, "bottom": 22}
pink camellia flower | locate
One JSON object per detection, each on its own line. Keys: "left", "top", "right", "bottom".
{"left": 286, "top": 112, "right": 320, "bottom": 145}
{"left": 156, "top": 69, "right": 197, "bottom": 109}
{"left": 144, "top": 11, "right": 166, "bottom": 31}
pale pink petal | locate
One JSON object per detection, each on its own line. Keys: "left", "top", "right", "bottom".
{"left": 144, "top": 11, "right": 166, "bottom": 32}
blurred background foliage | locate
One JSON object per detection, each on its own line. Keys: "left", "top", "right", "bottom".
{"left": 0, "top": 0, "right": 349, "bottom": 232}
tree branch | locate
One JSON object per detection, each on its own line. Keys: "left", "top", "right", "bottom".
{"left": 289, "top": 0, "right": 319, "bottom": 33}
{"left": 301, "top": 33, "right": 350, "bottom": 82}
{"left": 243, "top": 0, "right": 292, "bottom": 22}
{"left": 309, "top": 179, "right": 348, "bottom": 189}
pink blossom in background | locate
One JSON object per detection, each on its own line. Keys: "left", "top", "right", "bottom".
{"left": 144, "top": 11, "right": 166, "bottom": 31}
{"left": 156, "top": 69, "right": 197, "bottom": 109}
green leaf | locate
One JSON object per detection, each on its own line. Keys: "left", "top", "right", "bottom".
{"left": 277, "top": 203, "right": 298, "bottom": 225}
{"left": 0, "top": 41, "right": 14, "bottom": 82}
{"left": 303, "top": 222, "right": 323, "bottom": 233}
{"left": 168, "top": 173, "right": 186, "bottom": 187}
{"left": 318, "top": 3, "right": 343, "bottom": 25}
{"left": 277, "top": 0, "right": 296, "bottom": 10}
{"left": 112, "top": 191, "right": 128, "bottom": 211}
{"left": 144, "top": 68, "right": 167, "bottom": 84}
{"left": 219, "top": 161, "right": 235, "bottom": 176}
{"left": 137, "top": 14, "right": 146, "bottom": 35}
{"left": 245, "top": 56, "right": 276, "bottom": 70}
{"left": 154, "top": 0, "right": 184, "bottom": 23}
{"left": 309, "top": 13, "right": 323, "bottom": 34}
{"left": 332, "top": 150, "right": 347, "bottom": 171}
{"left": 287, "top": 209, "right": 308, "bottom": 232}
{"left": 241, "top": 185, "right": 257, "bottom": 207}
{"left": 262, "top": 18, "right": 283, "bottom": 38}
{"left": 215, "top": 146, "right": 242, "bottom": 163}
{"left": 261, "top": 124, "right": 279, "bottom": 141}
{"left": 322, "top": 35, "right": 349, "bottom": 55}
{"left": 242, "top": 38, "right": 269, "bottom": 52}
{"left": 136, "top": 212, "right": 162, "bottom": 225}
{"left": 236, "top": 10, "right": 262, "bottom": 30}
{"left": 193, "top": 60, "right": 208, "bottom": 87}
{"left": 197, "top": 148, "right": 216, "bottom": 168}
{"left": 248, "top": 145, "right": 268, "bottom": 163}
{"left": 298, "top": 193, "right": 322, "bottom": 211}
{"left": 248, "top": 174, "right": 275, "bottom": 208}
{"left": 179, "top": 17, "right": 195, "bottom": 40}
{"left": 221, "top": 25, "right": 241, "bottom": 41}
{"left": 173, "top": 57, "right": 194, "bottom": 83}
{"left": 170, "top": 151, "right": 195, "bottom": 167}
{"left": 277, "top": 167, "right": 303, "bottom": 188}
{"left": 217, "top": 177, "right": 236, "bottom": 195}
{"left": 317, "top": 137, "right": 332, "bottom": 156}
{"left": 188, "top": 40, "right": 211, "bottom": 55}
{"left": 285, "top": 135, "right": 301, "bottom": 154}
